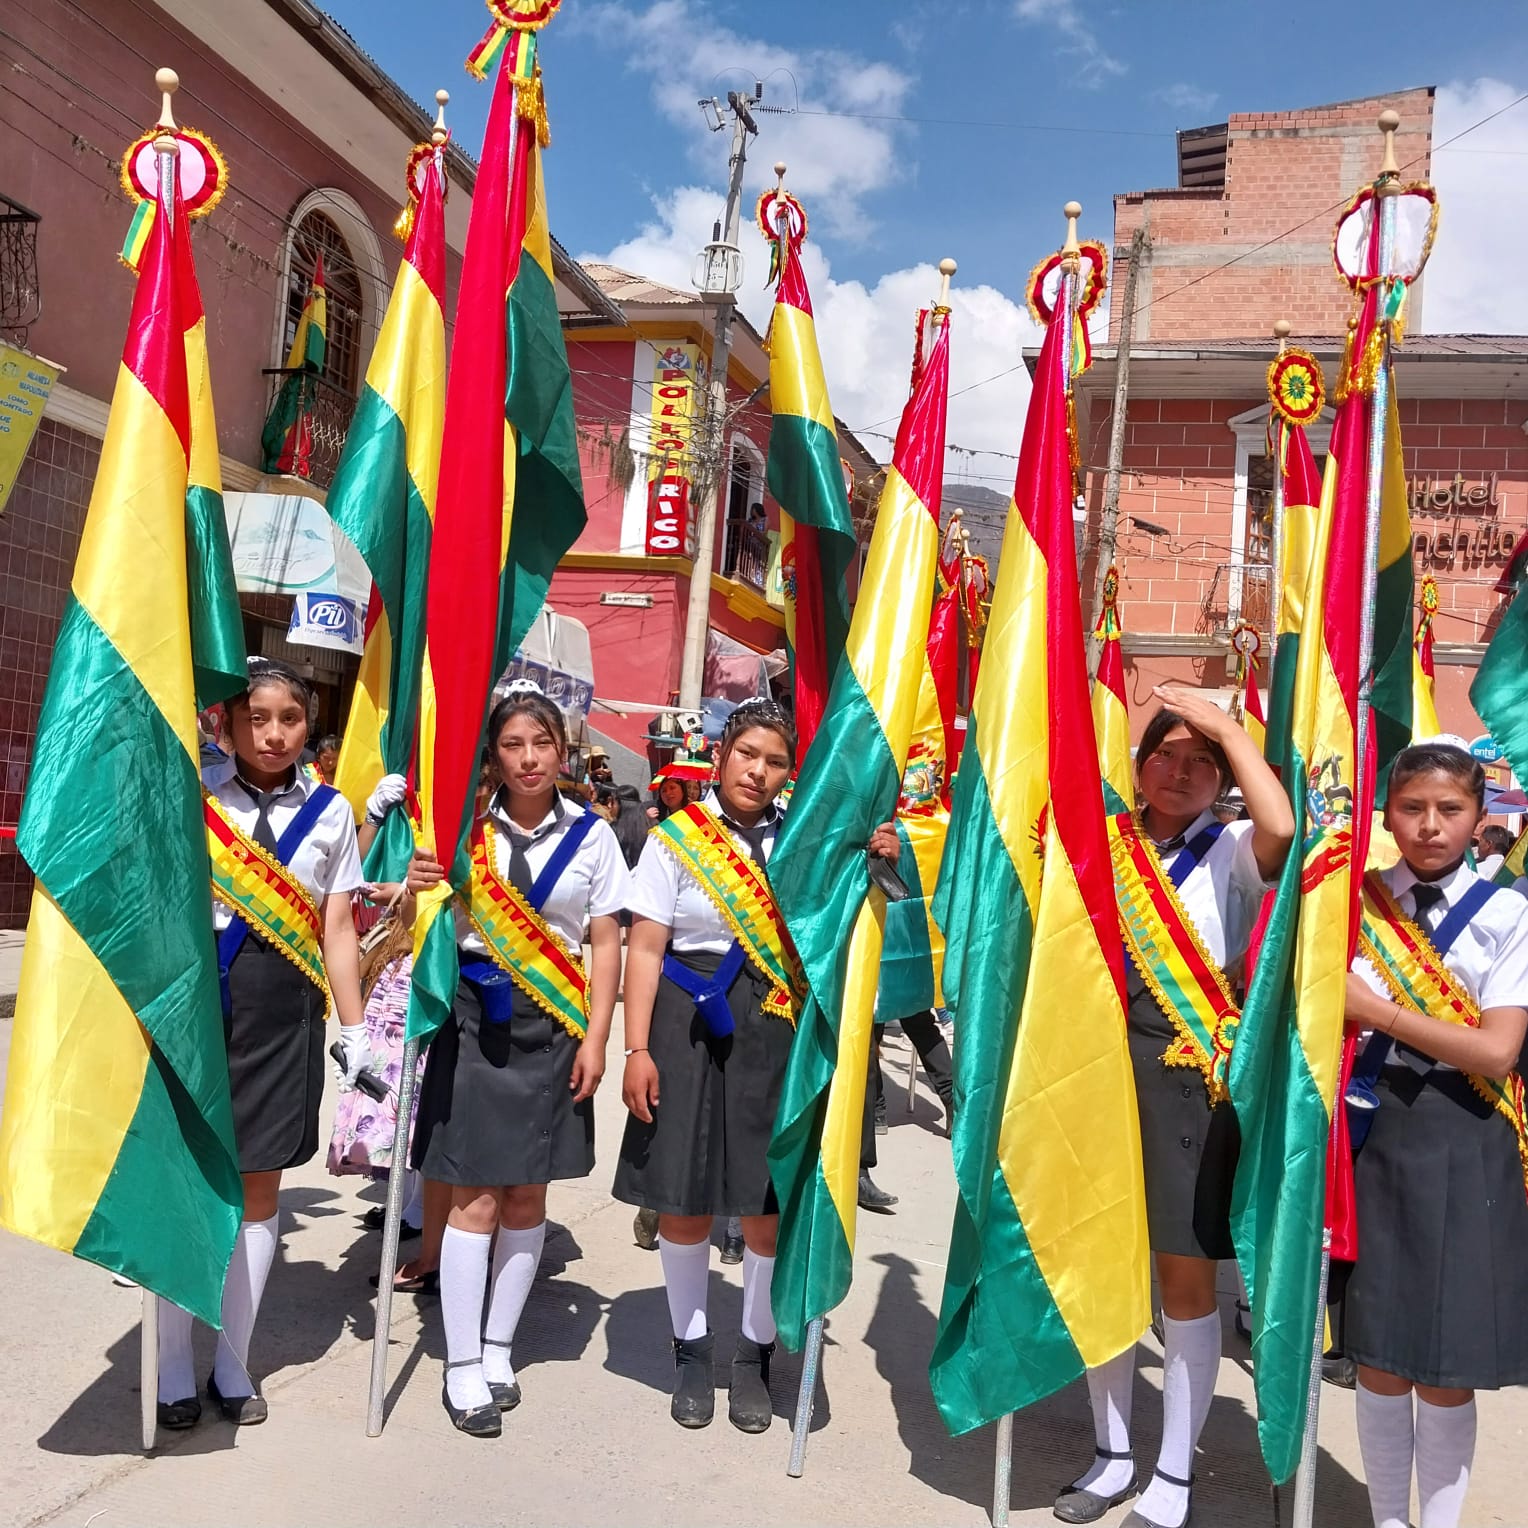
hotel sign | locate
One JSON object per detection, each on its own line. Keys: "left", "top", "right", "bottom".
{"left": 645, "top": 342, "right": 702, "bottom": 557}
{"left": 1407, "top": 473, "right": 1519, "bottom": 568}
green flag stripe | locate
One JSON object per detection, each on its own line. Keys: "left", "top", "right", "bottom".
{"left": 929, "top": 744, "right": 1084, "bottom": 1430}
{"left": 878, "top": 819, "right": 935, "bottom": 1018}
{"left": 184, "top": 485, "right": 247, "bottom": 710}
{"left": 1371, "top": 551, "right": 1413, "bottom": 795}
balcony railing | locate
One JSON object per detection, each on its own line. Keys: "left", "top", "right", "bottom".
{"left": 260, "top": 368, "right": 359, "bottom": 492}
{"left": 724, "top": 521, "right": 771, "bottom": 592}
{"left": 1201, "top": 560, "right": 1274, "bottom": 638}
{"left": 0, "top": 195, "right": 41, "bottom": 342}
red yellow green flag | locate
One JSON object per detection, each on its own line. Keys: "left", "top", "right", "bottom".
{"left": 329, "top": 147, "right": 447, "bottom": 871}
{"left": 409, "top": 46, "right": 585, "bottom": 1046}
{"left": 766, "top": 239, "right": 855, "bottom": 755}
{"left": 261, "top": 254, "right": 328, "bottom": 475}
{"left": 1412, "top": 575, "right": 1441, "bottom": 739}
{"left": 768, "top": 313, "right": 950, "bottom": 1348}
{"left": 0, "top": 169, "right": 243, "bottom": 1324}
{"left": 1091, "top": 565, "right": 1131, "bottom": 815}
{"left": 1264, "top": 420, "right": 1324, "bottom": 775}
{"left": 930, "top": 263, "right": 1149, "bottom": 1432}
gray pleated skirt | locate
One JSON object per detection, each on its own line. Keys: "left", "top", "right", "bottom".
{"left": 1344, "top": 1065, "right": 1528, "bottom": 1389}
{"left": 612, "top": 948, "right": 792, "bottom": 1217}
{"left": 224, "top": 937, "right": 326, "bottom": 1174}
{"left": 411, "top": 975, "right": 594, "bottom": 1188}
{"left": 1126, "top": 964, "right": 1239, "bottom": 1261}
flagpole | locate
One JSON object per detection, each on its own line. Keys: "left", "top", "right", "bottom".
{"left": 138, "top": 65, "right": 183, "bottom": 1456}
{"left": 1291, "top": 109, "right": 1401, "bottom": 1528}
{"left": 991, "top": 205, "right": 1082, "bottom": 1528}
{"left": 1268, "top": 319, "right": 1290, "bottom": 664}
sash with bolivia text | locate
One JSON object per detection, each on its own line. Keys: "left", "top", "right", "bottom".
{"left": 652, "top": 803, "right": 804, "bottom": 1024}
{"left": 1358, "top": 872, "right": 1528, "bottom": 1199}
{"left": 1108, "top": 811, "right": 1239, "bottom": 1101}
{"left": 205, "top": 794, "right": 331, "bottom": 1006}
{"left": 462, "top": 818, "right": 589, "bottom": 1041}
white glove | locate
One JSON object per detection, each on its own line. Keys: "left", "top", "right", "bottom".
{"left": 364, "top": 773, "right": 408, "bottom": 824}
{"left": 336, "top": 1024, "right": 373, "bottom": 1092}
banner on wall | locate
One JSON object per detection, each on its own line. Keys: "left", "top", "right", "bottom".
{"left": 0, "top": 345, "right": 62, "bottom": 517}
{"left": 645, "top": 341, "right": 701, "bottom": 556}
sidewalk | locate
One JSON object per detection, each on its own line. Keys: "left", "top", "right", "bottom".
{"left": 0, "top": 928, "right": 23, "bottom": 1010}
{"left": 0, "top": 999, "right": 1524, "bottom": 1523}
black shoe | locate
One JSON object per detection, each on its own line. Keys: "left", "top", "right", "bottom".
{"left": 671, "top": 1332, "right": 715, "bottom": 1428}
{"left": 728, "top": 1336, "right": 774, "bottom": 1433}
{"left": 1321, "top": 1353, "right": 1356, "bottom": 1389}
{"left": 719, "top": 1231, "right": 745, "bottom": 1265}
{"left": 156, "top": 1396, "right": 201, "bottom": 1430}
{"left": 1234, "top": 1299, "right": 1251, "bottom": 1342}
{"left": 1121, "top": 1469, "right": 1193, "bottom": 1528}
{"left": 361, "top": 1205, "right": 420, "bottom": 1238}
{"left": 369, "top": 1267, "right": 439, "bottom": 1295}
{"left": 441, "top": 1361, "right": 502, "bottom": 1438}
{"left": 482, "top": 1340, "right": 522, "bottom": 1412}
{"left": 634, "top": 1207, "right": 659, "bottom": 1251}
{"left": 206, "top": 1371, "right": 268, "bottom": 1426}
{"left": 1053, "top": 1450, "right": 1137, "bottom": 1523}
{"left": 857, "top": 1170, "right": 898, "bottom": 1212}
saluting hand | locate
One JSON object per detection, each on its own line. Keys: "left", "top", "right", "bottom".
{"left": 623, "top": 1051, "right": 661, "bottom": 1123}
{"left": 1152, "top": 684, "right": 1234, "bottom": 743}
{"left": 405, "top": 846, "right": 445, "bottom": 895}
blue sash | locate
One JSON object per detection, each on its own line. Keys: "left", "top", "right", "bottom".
{"left": 1166, "top": 820, "right": 1225, "bottom": 888}
{"left": 217, "top": 783, "right": 339, "bottom": 1014}
{"left": 461, "top": 807, "right": 600, "bottom": 1026}
{"left": 1347, "top": 877, "right": 1500, "bottom": 1147}
{"left": 663, "top": 944, "right": 747, "bottom": 1038}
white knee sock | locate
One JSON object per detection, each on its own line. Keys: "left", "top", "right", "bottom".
{"left": 1137, "top": 1311, "right": 1221, "bottom": 1528}
{"left": 739, "top": 1249, "right": 776, "bottom": 1345}
{"left": 1415, "top": 1395, "right": 1475, "bottom": 1528}
{"left": 1355, "top": 1383, "right": 1414, "bottom": 1528}
{"left": 156, "top": 1298, "right": 195, "bottom": 1403}
{"left": 658, "top": 1235, "right": 710, "bottom": 1341}
{"left": 213, "top": 1213, "right": 279, "bottom": 1396}
{"left": 402, "top": 1171, "right": 424, "bottom": 1228}
{"left": 440, "top": 1225, "right": 493, "bottom": 1410}
{"left": 1071, "top": 1347, "right": 1137, "bottom": 1497}
{"left": 482, "top": 1222, "right": 545, "bottom": 1386}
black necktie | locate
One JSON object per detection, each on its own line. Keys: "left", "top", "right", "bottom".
{"left": 722, "top": 814, "right": 770, "bottom": 866}
{"left": 243, "top": 785, "right": 282, "bottom": 856}
{"left": 1411, "top": 882, "right": 1445, "bottom": 932}
{"left": 502, "top": 799, "right": 565, "bottom": 897}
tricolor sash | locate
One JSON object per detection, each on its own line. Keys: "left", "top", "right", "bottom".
{"left": 1107, "top": 811, "right": 1240, "bottom": 1102}
{"left": 1358, "top": 872, "right": 1528, "bottom": 1199}
{"left": 206, "top": 787, "right": 334, "bottom": 1011}
{"left": 459, "top": 814, "right": 594, "bottom": 1041}
{"left": 651, "top": 802, "right": 805, "bottom": 1025}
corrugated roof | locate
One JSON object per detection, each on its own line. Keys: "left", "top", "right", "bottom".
{"left": 581, "top": 263, "right": 698, "bottom": 307}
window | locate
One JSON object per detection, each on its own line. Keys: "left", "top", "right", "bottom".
{"left": 282, "top": 210, "right": 364, "bottom": 395}
{"left": 720, "top": 436, "right": 767, "bottom": 589}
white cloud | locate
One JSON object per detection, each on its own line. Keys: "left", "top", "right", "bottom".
{"left": 1013, "top": 0, "right": 1126, "bottom": 86}
{"left": 1425, "top": 78, "right": 1528, "bottom": 332}
{"left": 575, "top": 0, "right": 911, "bottom": 238}
{"left": 1155, "top": 83, "right": 1219, "bottom": 117}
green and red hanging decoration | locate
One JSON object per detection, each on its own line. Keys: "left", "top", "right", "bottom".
{"left": 465, "top": 0, "right": 559, "bottom": 80}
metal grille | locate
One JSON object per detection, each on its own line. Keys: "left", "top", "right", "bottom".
{"left": 259, "top": 367, "right": 360, "bottom": 491}
{"left": 0, "top": 195, "right": 41, "bottom": 343}
{"left": 283, "top": 211, "right": 364, "bottom": 395}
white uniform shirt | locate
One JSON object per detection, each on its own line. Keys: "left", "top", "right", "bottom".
{"left": 627, "top": 789, "right": 782, "bottom": 953}
{"left": 1353, "top": 859, "right": 1528, "bottom": 1071}
{"left": 457, "top": 789, "right": 627, "bottom": 958}
{"left": 1144, "top": 809, "right": 1268, "bottom": 976}
{"left": 205, "top": 759, "right": 364, "bottom": 931}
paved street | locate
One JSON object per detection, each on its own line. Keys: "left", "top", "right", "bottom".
{"left": 1, "top": 951, "right": 1524, "bottom": 1526}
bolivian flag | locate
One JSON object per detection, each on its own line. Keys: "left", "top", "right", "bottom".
{"left": 1264, "top": 420, "right": 1323, "bottom": 775}
{"left": 1473, "top": 560, "right": 1528, "bottom": 795}
{"left": 766, "top": 241, "right": 856, "bottom": 755}
{"left": 929, "top": 279, "right": 1148, "bottom": 1433}
{"left": 1412, "top": 578, "right": 1441, "bottom": 740}
{"left": 1091, "top": 566, "right": 1131, "bottom": 814}
{"left": 330, "top": 150, "right": 447, "bottom": 870}
{"left": 408, "top": 52, "right": 585, "bottom": 1046}
{"left": 261, "top": 254, "right": 328, "bottom": 475}
{"left": 768, "top": 315, "right": 950, "bottom": 1349}
{"left": 1229, "top": 217, "right": 1397, "bottom": 1480}
{"left": 0, "top": 182, "right": 244, "bottom": 1325}
{"left": 1241, "top": 658, "right": 1267, "bottom": 753}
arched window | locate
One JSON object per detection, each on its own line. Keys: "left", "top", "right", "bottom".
{"left": 282, "top": 209, "right": 365, "bottom": 395}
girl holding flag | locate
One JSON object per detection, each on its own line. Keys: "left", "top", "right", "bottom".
{"left": 1056, "top": 686, "right": 1292, "bottom": 1528}
{"left": 1341, "top": 742, "right": 1528, "bottom": 1528}
{"left": 405, "top": 684, "right": 626, "bottom": 1438}
{"left": 613, "top": 699, "right": 805, "bottom": 1435}
{"left": 158, "top": 658, "right": 367, "bottom": 1428}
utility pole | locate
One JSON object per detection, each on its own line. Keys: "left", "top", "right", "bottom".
{"left": 677, "top": 87, "right": 759, "bottom": 710}
{"left": 1088, "top": 224, "right": 1148, "bottom": 673}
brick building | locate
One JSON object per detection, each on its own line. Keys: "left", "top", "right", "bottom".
{"left": 1068, "top": 88, "right": 1527, "bottom": 752}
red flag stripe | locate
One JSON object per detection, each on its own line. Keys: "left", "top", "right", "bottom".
{"left": 894, "top": 322, "right": 948, "bottom": 517}
{"left": 123, "top": 185, "right": 190, "bottom": 458}
{"left": 777, "top": 245, "right": 814, "bottom": 316}
{"left": 405, "top": 154, "right": 448, "bottom": 308}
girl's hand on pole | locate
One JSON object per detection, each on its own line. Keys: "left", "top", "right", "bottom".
{"left": 405, "top": 847, "right": 444, "bottom": 895}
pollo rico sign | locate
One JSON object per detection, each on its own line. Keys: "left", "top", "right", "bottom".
{"left": 645, "top": 342, "right": 701, "bottom": 556}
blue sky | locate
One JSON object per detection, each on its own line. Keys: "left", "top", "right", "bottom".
{"left": 322, "top": 0, "right": 1528, "bottom": 463}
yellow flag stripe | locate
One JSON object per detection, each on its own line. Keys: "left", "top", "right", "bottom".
{"left": 184, "top": 317, "right": 222, "bottom": 495}
{"left": 767, "top": 305, "right": 837, "bottom": 434}
{"left": 366, "top": 259, "right": 446, "bottom": 518}
{"left": 0, "top": 890, "right": 151, "bottom": 1251}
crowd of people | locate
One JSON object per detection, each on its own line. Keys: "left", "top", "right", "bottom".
{"left": 162, "top": 656, "right": 1527, "bottom": 1528}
